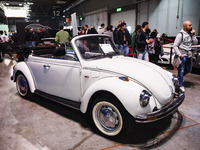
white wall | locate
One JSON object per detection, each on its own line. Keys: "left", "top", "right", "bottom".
{"left": 137, "top": 0, "right": 200, "bottom": 36}
{"left": 111, "top": 9, "right": 136, "bottom": 33}
{"left": 84, "top": 8, "right": 108, "bottom": 29}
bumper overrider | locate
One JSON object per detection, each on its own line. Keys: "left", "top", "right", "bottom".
{"left": 135, "top": 92, "right": 185, "bottom": 123}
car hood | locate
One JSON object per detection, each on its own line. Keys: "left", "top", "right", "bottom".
{"left": 96, "top": 56, "right": 174, "bottom": 104}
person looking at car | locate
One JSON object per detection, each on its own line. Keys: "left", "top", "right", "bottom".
{"left": 116, "top": 22, "right": 131, "bottom": 56}
{"left": 36, "top": 28, "right": 42, "bottom": 46}
{"left": 173, "top": 21, "right": 198, "bottom": 92}
{"left": 131, "top": 25, "right": 141, "bottom": 58}
{"left": 82, "top": 24, "right": 92, "bottom": 34}
{"left": 98, "top": 23, "right": 106, "bottom": 34}
{"left": 113, "top": 24, "right": 121, "bottom": 49}
{"left": 42, "top": 28, "right": 51, "bottom": 38}
{"left": 104, "top": 25, "right": 114, "bottom": 41}
{"left": 148, "top": 32, "right": 163, "bottom": 64}
{"left": 29, "top": 28, "right": 36, "bottom": 47}
{"left": 136, "top": 21, "right": 151, "bottom": 61}
{"left": 90, "top": 26, "right": 98, "bottom": 34}
{"left": 55, "top": 25, "right": 71, "bottom": 44}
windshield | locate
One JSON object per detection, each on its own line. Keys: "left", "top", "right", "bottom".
{"left": 75, "top": 35, "right": 121, "bottom": 59}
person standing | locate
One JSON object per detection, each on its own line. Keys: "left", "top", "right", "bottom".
{"left": 0, "top": 30, "right": 13, "bottom": 59}
{"left": 24, "top": 28, "right": 31, "bottom": 47}
{"left": 173, "top": 21, "right": 198, "bottom": 92}
{"left": 82, "top": 25, "right": 92, "bottom": 34}
{"left": 36, "top": 28, "right": 42, "bottom": 46}
{"left": 148, "top": 32, "right": 163, "bottom": 64}
{"left": 98, "top": 23, "right": 105, "bottom": 34}
{"left": 90, "top": 26, "right": 98, "bottom": 34}
{"left": 55, "top": 25, "right": 71, "bottom": 44}
{"left": 29, "top": 29, "right": 36, "bottom": 47}
{"left": 41, "top": 28, "right": 50, "bottom": 38}
{"left": 116, "top": 22, "right": 131, "bottom": 56}
{"left": 104, "top": 25, "right": 114, "bottom": 41}
{"left": 113, "top": 24, "right": 121, "bottom": 49}
{"left": 136, "top": 22, "right": 151, "bottom": 61}
{"left": 131, "top": 25, "right": 141, "bottom": 58}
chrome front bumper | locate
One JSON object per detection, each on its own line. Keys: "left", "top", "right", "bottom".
{"left": 135, "top": 92, "right": 185, "bottom": 123}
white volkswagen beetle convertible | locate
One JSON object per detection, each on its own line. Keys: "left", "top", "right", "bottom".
{"left": 11, "top": 35, "right": 184, "bottom": 139}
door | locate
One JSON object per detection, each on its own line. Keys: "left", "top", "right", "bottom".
{"left": 27, "top": 56, "right": 81, "bottom": 102}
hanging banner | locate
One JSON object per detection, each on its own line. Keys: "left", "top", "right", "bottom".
{"left": 71, "top": 12, "right": 78, "bottom": 36}
{"left": 66, "top": 18, "right": 70, "bottom": 23}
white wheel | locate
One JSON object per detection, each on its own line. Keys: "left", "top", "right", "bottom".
{"left": 89, "top": 95, "right": 133, "bottom": 139}
{"left": 16, "top": 73, "right": 30, "bottom": 98}
{"left": 92, "top": 101, "right": 123, "bottom": 136}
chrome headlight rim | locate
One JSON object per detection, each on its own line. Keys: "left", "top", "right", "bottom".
{"left": 139, "top": 90, "right": 151, "bottom": 107}
{"left": 172, "top": 74, "right": 179, "bottom": 86}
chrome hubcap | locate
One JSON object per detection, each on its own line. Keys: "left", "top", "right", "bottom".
{"left": 17, "top": 75, "right": 28, "bottom": 96}
{"left": 96, "top": 105, "right": 120, "bottom": 132}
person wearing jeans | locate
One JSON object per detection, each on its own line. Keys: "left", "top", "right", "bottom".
{"left": 120, "top": 44, "right": 129, "bottom": 56}
{"left": 136, "top": 22, "right": 151, "bottom": 61}
{"left": 178, "top": 56, "right": 193, "bottom": 88}
{"left": 137, "top": 46, "right": 149, "bottom": 61}
{"left": 116, "top": 22, "right": 131, "bottom": 56}
{"left": 173, "top": 21, "right": 198, "bottom": 92}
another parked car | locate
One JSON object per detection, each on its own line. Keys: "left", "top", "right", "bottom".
{"left": 193, "top": 48, "right": 200, "bottom": 69}
{"left": 11, "top": 35, "right": 184, "bottom": 139}
{"left": 159, "top": 43, "right": 200, "bottom": 65}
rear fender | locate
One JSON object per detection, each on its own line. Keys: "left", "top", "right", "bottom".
{"left": 13, "top": 62, "right": 36, "bottom": 93}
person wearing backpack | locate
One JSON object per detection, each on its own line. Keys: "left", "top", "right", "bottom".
{"left": 173, "top": 21, "right": 198, "bottom": 92}
{"left": 148, "top": 32, "right": 163, "bottom": 64}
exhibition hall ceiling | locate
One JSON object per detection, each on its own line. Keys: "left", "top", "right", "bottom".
{"left": 0, "top": 0, "right": 83, "bottom": 18}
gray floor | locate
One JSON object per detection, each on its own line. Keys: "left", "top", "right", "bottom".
{"left": 0, "top": 55, "right": 200, "bottom": 150}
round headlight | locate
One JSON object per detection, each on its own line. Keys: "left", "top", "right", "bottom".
{"left": 139, "top": 90, "right": 151, "bottom": 107}
{"left": 172, "top": 74, "right": 179, "bottom": 86}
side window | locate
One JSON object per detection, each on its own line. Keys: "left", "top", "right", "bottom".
{"left": 65, "top": 43, "right": 78, "bottom": 61}
{"left": 33, "top": 43, "right": 78, "bottom": 61}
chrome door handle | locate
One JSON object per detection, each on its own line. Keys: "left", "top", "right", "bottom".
{"left": 43, "top": 65, "right": 50, "bottom": 69}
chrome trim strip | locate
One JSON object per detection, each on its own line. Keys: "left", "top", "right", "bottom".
{"left": 34, "top": 90, "right": 81, "bottom": 110}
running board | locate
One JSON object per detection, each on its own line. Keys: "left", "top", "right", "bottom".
{"left": 34, "top": 90, "right": 81, "bottom": 110}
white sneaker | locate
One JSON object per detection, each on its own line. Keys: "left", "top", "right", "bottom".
{"left": 180, "top": 86, "right": 185, "bottom": 92}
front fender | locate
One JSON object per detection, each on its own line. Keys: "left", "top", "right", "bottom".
{"left": 13, "top": 62, "right": 36, "bottom": 93}
{"left": 80, "top": 77, "right": 156, "bottom": 117}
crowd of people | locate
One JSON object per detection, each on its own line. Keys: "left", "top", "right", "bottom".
{"left": 76, "top": 21, "right": 164, "bottom": 65}
{"left": 0, "top": 30, "right": 17, "bottom": 60}
{"left": 60, "top": 20, "right": 197, "bottom": 92}
{"left": 0, "top": 21, "right": 165, "bottom": 63}
{"left": 0, "top": 20, "right": 198, "bottom": 92}
{"left": 24, "top": 27, "right": 51, "bottom": 47}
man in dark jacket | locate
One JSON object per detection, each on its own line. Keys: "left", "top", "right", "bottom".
{"left": 113, "top": 24, "right": 121, "bottom": 49}
{"left": 136, "top": 21, "right": 151, "bottom": 61}
{"left": 116, "top": 22, "right": 131, "bottom": 56}
{"left": 90, "top": 26, "right": 98, "bottom": 34}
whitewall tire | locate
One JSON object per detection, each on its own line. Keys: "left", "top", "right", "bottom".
{"left": 89, "top": 95, "right": 133, "bottom": 139}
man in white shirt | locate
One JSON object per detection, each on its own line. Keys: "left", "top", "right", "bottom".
{"left": 98, "top": 23, "right": 105, "bottom": 34}
{"left": 0, "top": 30, "right": 13, "bottom": 60}
{"left": 0, "top": 31, "right": 9, "bottom": 43}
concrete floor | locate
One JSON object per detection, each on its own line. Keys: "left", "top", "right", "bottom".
{"left": 0, "top": 55, "right": 200, "bottom": 150}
